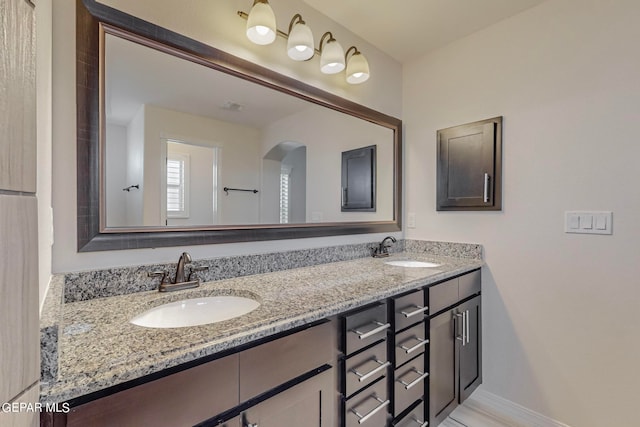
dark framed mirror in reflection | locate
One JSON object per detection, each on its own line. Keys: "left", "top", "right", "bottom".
{"left": 77, "top": 0, "right": 402, "bottom": 251}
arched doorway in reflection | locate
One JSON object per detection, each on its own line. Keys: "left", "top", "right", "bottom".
{"left": 261, "top": 142, "right": 307, "bottom": 224}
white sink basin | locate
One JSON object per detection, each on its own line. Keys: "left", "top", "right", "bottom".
{"left": 385, "top": 260, "right": 441, "bottom": 268}
{"left": 130, "top": 296, "right": 260, "bottom": 328}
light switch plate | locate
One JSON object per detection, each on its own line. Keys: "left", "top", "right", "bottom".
{"left": 565, "top": 211, "right": 612, "bottom": 235}
{"left": 407, "top": 212, "right": 416, "bottom": 228}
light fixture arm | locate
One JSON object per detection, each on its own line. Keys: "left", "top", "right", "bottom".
{"left": 345, "top": 45, "right": 360, "bottom": 61}
{"left": 288, "top": 13, "right": 305, "bottom": 35}
{"left": 319, "top": 31, "right": 336, "bottom": 52}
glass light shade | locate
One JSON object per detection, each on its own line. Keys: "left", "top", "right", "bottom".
{"left": 346, "top": 52, "right": 370, "bottom": 84}
{"left": 246, "top": 2, "right": 277, "bottom": 45}
{"left": 287, "top": 22, "right": 314, "bottom": 61}
{"left": 320, "top": 40, "right": 345, "bottom": 74}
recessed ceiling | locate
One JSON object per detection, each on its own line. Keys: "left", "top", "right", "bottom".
{"left": 303, "top": 0, "right": 547, "bottom": 63}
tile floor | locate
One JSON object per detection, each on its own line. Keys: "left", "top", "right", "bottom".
{"left": 440, "top": 403, "right": 518, "bottom": 427}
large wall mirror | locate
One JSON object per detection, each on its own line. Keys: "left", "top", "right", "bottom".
{"left": 77, "top": 0, "right": 402, "bottom": 251}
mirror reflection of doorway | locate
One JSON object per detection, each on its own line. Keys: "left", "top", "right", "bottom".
{"left": 262, "top": 142, "right": 307, "bottom": 224}
{"left": 164, "top": 139, "right": 218, "bottom": 226}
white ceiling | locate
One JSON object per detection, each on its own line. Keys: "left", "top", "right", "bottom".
{"left": 302, "top": 0, "right": 547, "bottom": 63}
{"left": 105, "top": 33, "right": 312, "bottom": 128}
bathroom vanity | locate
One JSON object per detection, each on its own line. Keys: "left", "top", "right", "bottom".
{"left": 40, "top": 252, "right": 482, "bottom": 427}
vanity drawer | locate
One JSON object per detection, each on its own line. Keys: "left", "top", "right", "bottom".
{"left": 344, "top": 379, "right": 390, "bottom": 427}
{"left": 395, "top": 322, "right": 428, "bottom": 368}
{"left": 459, "top": 269, "right": 481, "bottom": 300}
{"left": 394, "top": 289, "right": 427, "bottom": 332}
{"left": 344, "top": 303, "right": 389, "bottom": 355}
{"left": 394, "top": 353, "right": 428, "bottom": 417}
{"left": 428, "top": 278, "right": 459, "bottom": 314}
{"left": 394, "top": 400, "right": 426, "bottom": 427}
{"left": 344, "top": 340, "right": 389, "bottom": 397}
{"left": 240, "top": 322, "right": 333, "bottom": 401}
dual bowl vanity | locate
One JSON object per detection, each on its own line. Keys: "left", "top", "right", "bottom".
{"left": 40, "top": 253, "right": 482, "bottom": 427}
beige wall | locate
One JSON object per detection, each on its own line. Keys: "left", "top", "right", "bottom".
{"left": 142, "top": 105, "right": 260, "bottom": 226}
{"left": 403, "top": 0, "right": 640, "bottom": 425}
{"left": 261, "top": 107, "right": 394, "bottom": 223}
{"left": 51, "top": 0, "right": 402, "bottom": 272}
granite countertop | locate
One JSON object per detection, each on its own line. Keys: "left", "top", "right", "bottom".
{"left": 40, "top": 252, "right": 483, "bottom": 404}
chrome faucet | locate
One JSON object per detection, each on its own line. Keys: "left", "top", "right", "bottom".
{"left": 372, "top": 236, "right": 397, "bottom": 258}
{"left": 148, "top": 252, "right": 208, "bottom": 292}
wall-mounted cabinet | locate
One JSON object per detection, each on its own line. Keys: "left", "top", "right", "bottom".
{"left": 341, "top": 145, "right": 376, "bottom": 212}
{"left": 437, "top": 117, "right": 502, "bottom": 211}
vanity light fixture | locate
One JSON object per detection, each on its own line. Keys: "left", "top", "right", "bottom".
{"left": 345, "top": 46, "right": 370, "bottom": 84}
{"left": 319, "top": 32, "right": 345, "bottom": 74}
{"left": 238, "top": 3, "right": 368, "bottom": 84}
{"left": 287, "top": 14, "right": 314, "bottom": 61}
{"left": 246, "top": 0, "right": 277, "bottom": 45}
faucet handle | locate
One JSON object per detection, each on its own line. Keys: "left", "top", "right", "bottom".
{"left": 187, "top": 265, "right": 209, "bottom": 281}
{"left": 148, "top": 270, "right": 168, "bottom": 284}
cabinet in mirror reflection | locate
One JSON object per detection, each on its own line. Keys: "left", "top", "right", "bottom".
{"left": 103, "top": 32, "right": 394, "bottom": 228}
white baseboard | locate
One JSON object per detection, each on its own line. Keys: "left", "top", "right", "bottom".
{"left": 460, "top": 387, "right": 572, "bottom": 427}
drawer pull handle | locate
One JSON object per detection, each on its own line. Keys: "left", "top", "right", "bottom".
{"left": 400, "top": 305, "right": 429, "bottom": 318}
{"left": 352, "top": 359, "right": 391, "bottom": 382}
{"left": 398, "top": 369, "right": 429, "bottom": 390}
{"left": 351, "top": 321, "right": 391, "bottom": 340}
{"left": 399, "top": 337, "right": 429, "bottom": 354}
{"left": 352, "top": 395, "right": 390, "bottom": 424}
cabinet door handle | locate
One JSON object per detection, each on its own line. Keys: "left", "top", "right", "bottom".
{"left": 351, "top": 395, "right": 390, "bottom": 424}
{"left": 466, "top": 309, "right": 470, "bottom": 344}
{"left": 413, "top": 419, "right": 428, "bottom": 427}
{"left": 462, "top": 310, "right": 467, "bottom": 346}
{"left": 398, "top": 369, "right": 429, "bottom": 390}
{"left": 351, "top": 359, "right": 391, "bottom": 382}
{"left": 351, "top": 321, "right": 391, "bottom": 340}
{"left": 483, "top": 173, "right": 490, "bottom": 203}
{"left": 400, "top": 305, "right": 429, "bottom": 318}
{"left": 399, "top": 337, "right": 429, "bottom": 354}
{"left": 455, "top": 312, "right": 464, "bottom": 344}
{"left": 342, "top": 187, "right": 347, "bottom": 206}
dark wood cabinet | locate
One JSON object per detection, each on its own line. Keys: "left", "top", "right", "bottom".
{"left": 50, "top": 323, "right": 334, "bottom": 427}
{"left": 428, "top": 272, "right": 482, "bottom": 426}
{"left": 458, "top": 296, "right": 482, "bottom": 403}
{"left": 437, "top": 117, "right": 502, "bottom": 211}
{"left": 341, "top": 145, "right": 376, "bottom": 212}
{"left": 241, "top": 370, "right": 333, "bottom": 427}
{"left": 428, "top": 308, "right": 458, "bottom": 425}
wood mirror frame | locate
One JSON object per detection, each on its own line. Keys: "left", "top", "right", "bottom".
{"left": 76, "top": 0, "right": 402, "bottom": 252}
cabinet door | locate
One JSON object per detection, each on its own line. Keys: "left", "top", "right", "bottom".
{"left": 0, "top": 0, "right": 36, "bottom": 192}
{"left": 428, "top": 309, "right": 458, "bottom": 426}
{"left": 67, "top": 354, "right": 239, "bottom": 427}
{"left": 459, "top": 296, "right": 482, "bottom": 403}
{"left": 341, "top": 145, "right": 376, "bottom": 211}
{"left": 242, "top": 370, "right": 333, "bottom": 427}
{"left": 436, "top": 117, "right": 502, "bottom": 211}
